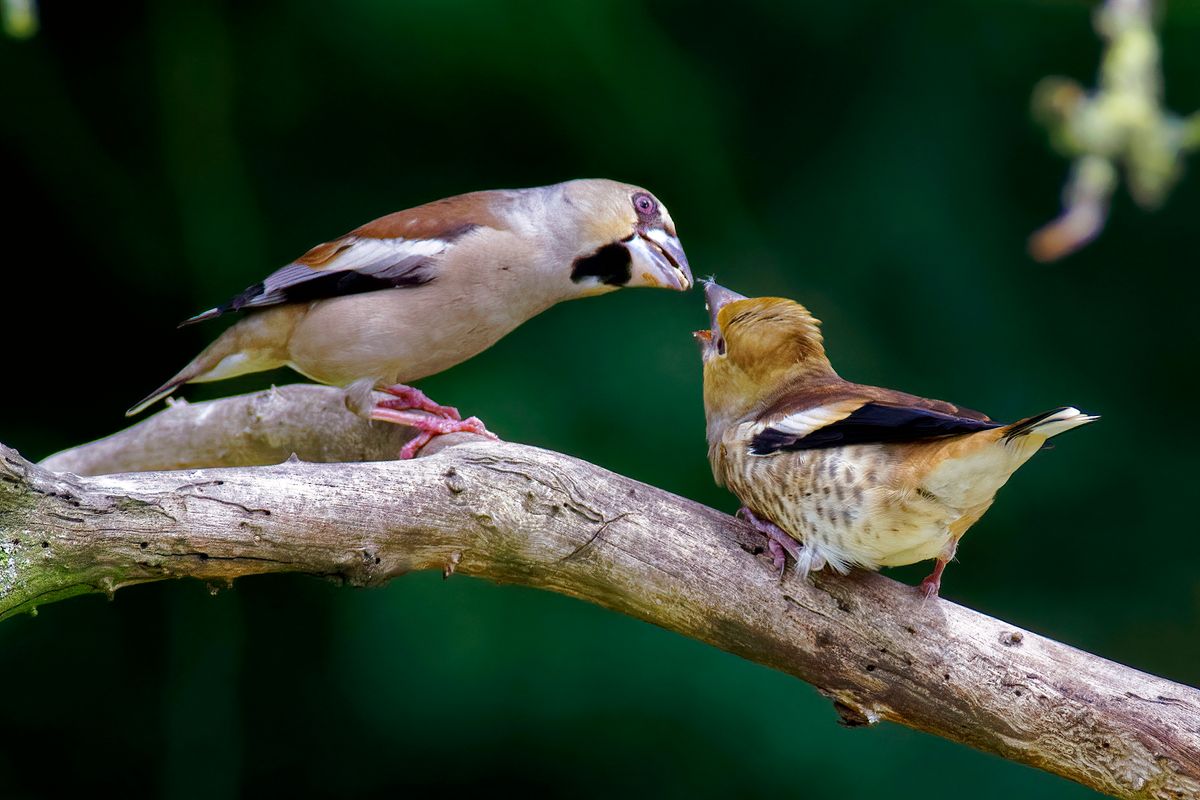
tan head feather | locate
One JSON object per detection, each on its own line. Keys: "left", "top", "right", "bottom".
{"left": 702, "top": 296, "right": 835, "bottom": 422}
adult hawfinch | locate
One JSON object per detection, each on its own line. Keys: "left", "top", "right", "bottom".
{"left": 130, "top": 179, "right": 693, "bottom": 457}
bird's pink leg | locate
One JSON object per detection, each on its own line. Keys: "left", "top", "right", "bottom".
{"left": 370, "top": 384, "right": 497, "bottom": 459}
{"left": 918, "top": 560, "right": 947, "bottom": 599}
{"left": 376, "top": 384, "right": 463, "bottom": 420}
{"left": 737, "top": 507, "right": 801, "bottom": 580}
{"left": 918, "top": 540, "right": 957, "bottom": 599}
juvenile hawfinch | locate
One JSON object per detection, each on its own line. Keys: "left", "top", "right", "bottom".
{"left": 130, "top": 179, "right": 692, "bottom": 457}
{"left": 696, "top": 281, "right": 1095, "bottom": 596}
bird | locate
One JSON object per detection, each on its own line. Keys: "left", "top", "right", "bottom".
{"left": 129, "top": 179, "right": 693, "bottom": 458}
{"left": 695, "top": 280, "right": 1096, "bottom": 596}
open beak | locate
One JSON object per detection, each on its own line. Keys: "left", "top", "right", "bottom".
{"left": 703, "top": 280, "right": 746, "bottom": 333}
{"left": 626, "top": 228, "right": 693, "bottom": 291}
{"left": 694, "top": 280, "right": 746, "bottom": 358}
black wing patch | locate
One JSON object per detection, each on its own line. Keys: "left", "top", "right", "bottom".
{"left": 751, "top": 403, "right": 1002, "bottom": 455}
{"left": 180, "top": 254, "right": 436, "bottom": 326}
{"left": 223, "top": 259, "right": 433, "bottom": 311}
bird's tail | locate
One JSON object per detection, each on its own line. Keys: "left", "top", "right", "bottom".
{"left": 126, "top": 362, "right": 209, "bottom": 418}
{"left": 126, "top": 309, "right": 296, "bottom": 417}
{"left": 1003, "top": 406, "right": 1098, "bottom": 442}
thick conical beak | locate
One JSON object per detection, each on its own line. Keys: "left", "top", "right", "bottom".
{"left": 626, "top": 228, "right": 693, "bottom": 291}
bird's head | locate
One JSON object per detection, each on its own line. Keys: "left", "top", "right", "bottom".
{"left": 556, "top": 179, "right": 692, "bottom": 296}
{"left": 695, "top": 281, "right": 833, "bottom": 420}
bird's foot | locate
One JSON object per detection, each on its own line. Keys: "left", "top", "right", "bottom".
{"left": 918, "top": 559, "right": 948, "bottom": 599}
{"left": 369, "top": 389, "right": 498, "bottom": 459}
{"left": 371, "top": 410, "right": 497, "bottom": 459}
{"left": 377, "top": 384, "right": 464, "bottom": 420}
{"left": 737, "top": 507, "right": 801, "bottom": 581}
{"left": 397, "top": 416, "right": 495, "bottom": 459}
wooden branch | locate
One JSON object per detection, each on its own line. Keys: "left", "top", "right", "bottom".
{"left": 39, "top": 384, "right": 415, "bottom": 474}
{"left": 5, "top": 387, "right": 1198, "bottom": 799}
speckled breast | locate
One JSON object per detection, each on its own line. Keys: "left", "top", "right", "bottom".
{"left": 719, "top": 439, "right": 957, "bottom": 571}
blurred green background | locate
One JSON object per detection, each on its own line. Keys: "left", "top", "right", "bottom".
{"left": 3, "top": 0, "right": 1198, "bottom": 797}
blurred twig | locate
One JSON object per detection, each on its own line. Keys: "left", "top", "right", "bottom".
{"left": 1030, "top": 0, "right": 1198, "bottom": 262}
{"left": 1, "top": 0, "right": 37, "bottom": 38}
{"left": 2, "top": 386, "right": 1198, "bottom": 799}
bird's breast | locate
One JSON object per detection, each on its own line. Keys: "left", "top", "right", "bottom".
{"left": 721, "top": 436, "right": 963, "bottom": 572}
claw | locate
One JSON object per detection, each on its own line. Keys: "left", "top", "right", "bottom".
{"left": 369, "top": 386, "right": 497, "bottom": 459}
{"left": 918, "top": 556, "right": 949, "bottom": 599}
{"left": 738, "top": 507, "right": 802, "bottom": 580}
{"left": 378, "top": 384, "right": 463, "bottom": 420}
{"left": 765, "top": 538, "right": 788, "bottom": 580}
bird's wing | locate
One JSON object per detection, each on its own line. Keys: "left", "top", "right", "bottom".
{"left": 750, "top": 384, "right": 999, "bottom": 455}
{"left": 181, "top": 192, "right": 505, "bottom": 325}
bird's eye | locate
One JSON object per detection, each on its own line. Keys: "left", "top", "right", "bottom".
{"left": 716, "top": 337, "right": 726, "bottom": 356}
{"left": 632, "top": 193, "right": 657, "bottom": 216}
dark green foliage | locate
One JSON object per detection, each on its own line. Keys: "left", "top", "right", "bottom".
{"left": 2, "top": 1, "right": 1198, "bottom": 797}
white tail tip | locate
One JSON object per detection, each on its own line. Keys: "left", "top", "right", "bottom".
{"left": 1006, "top": 406, "right": 1098, "bottom": 441}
